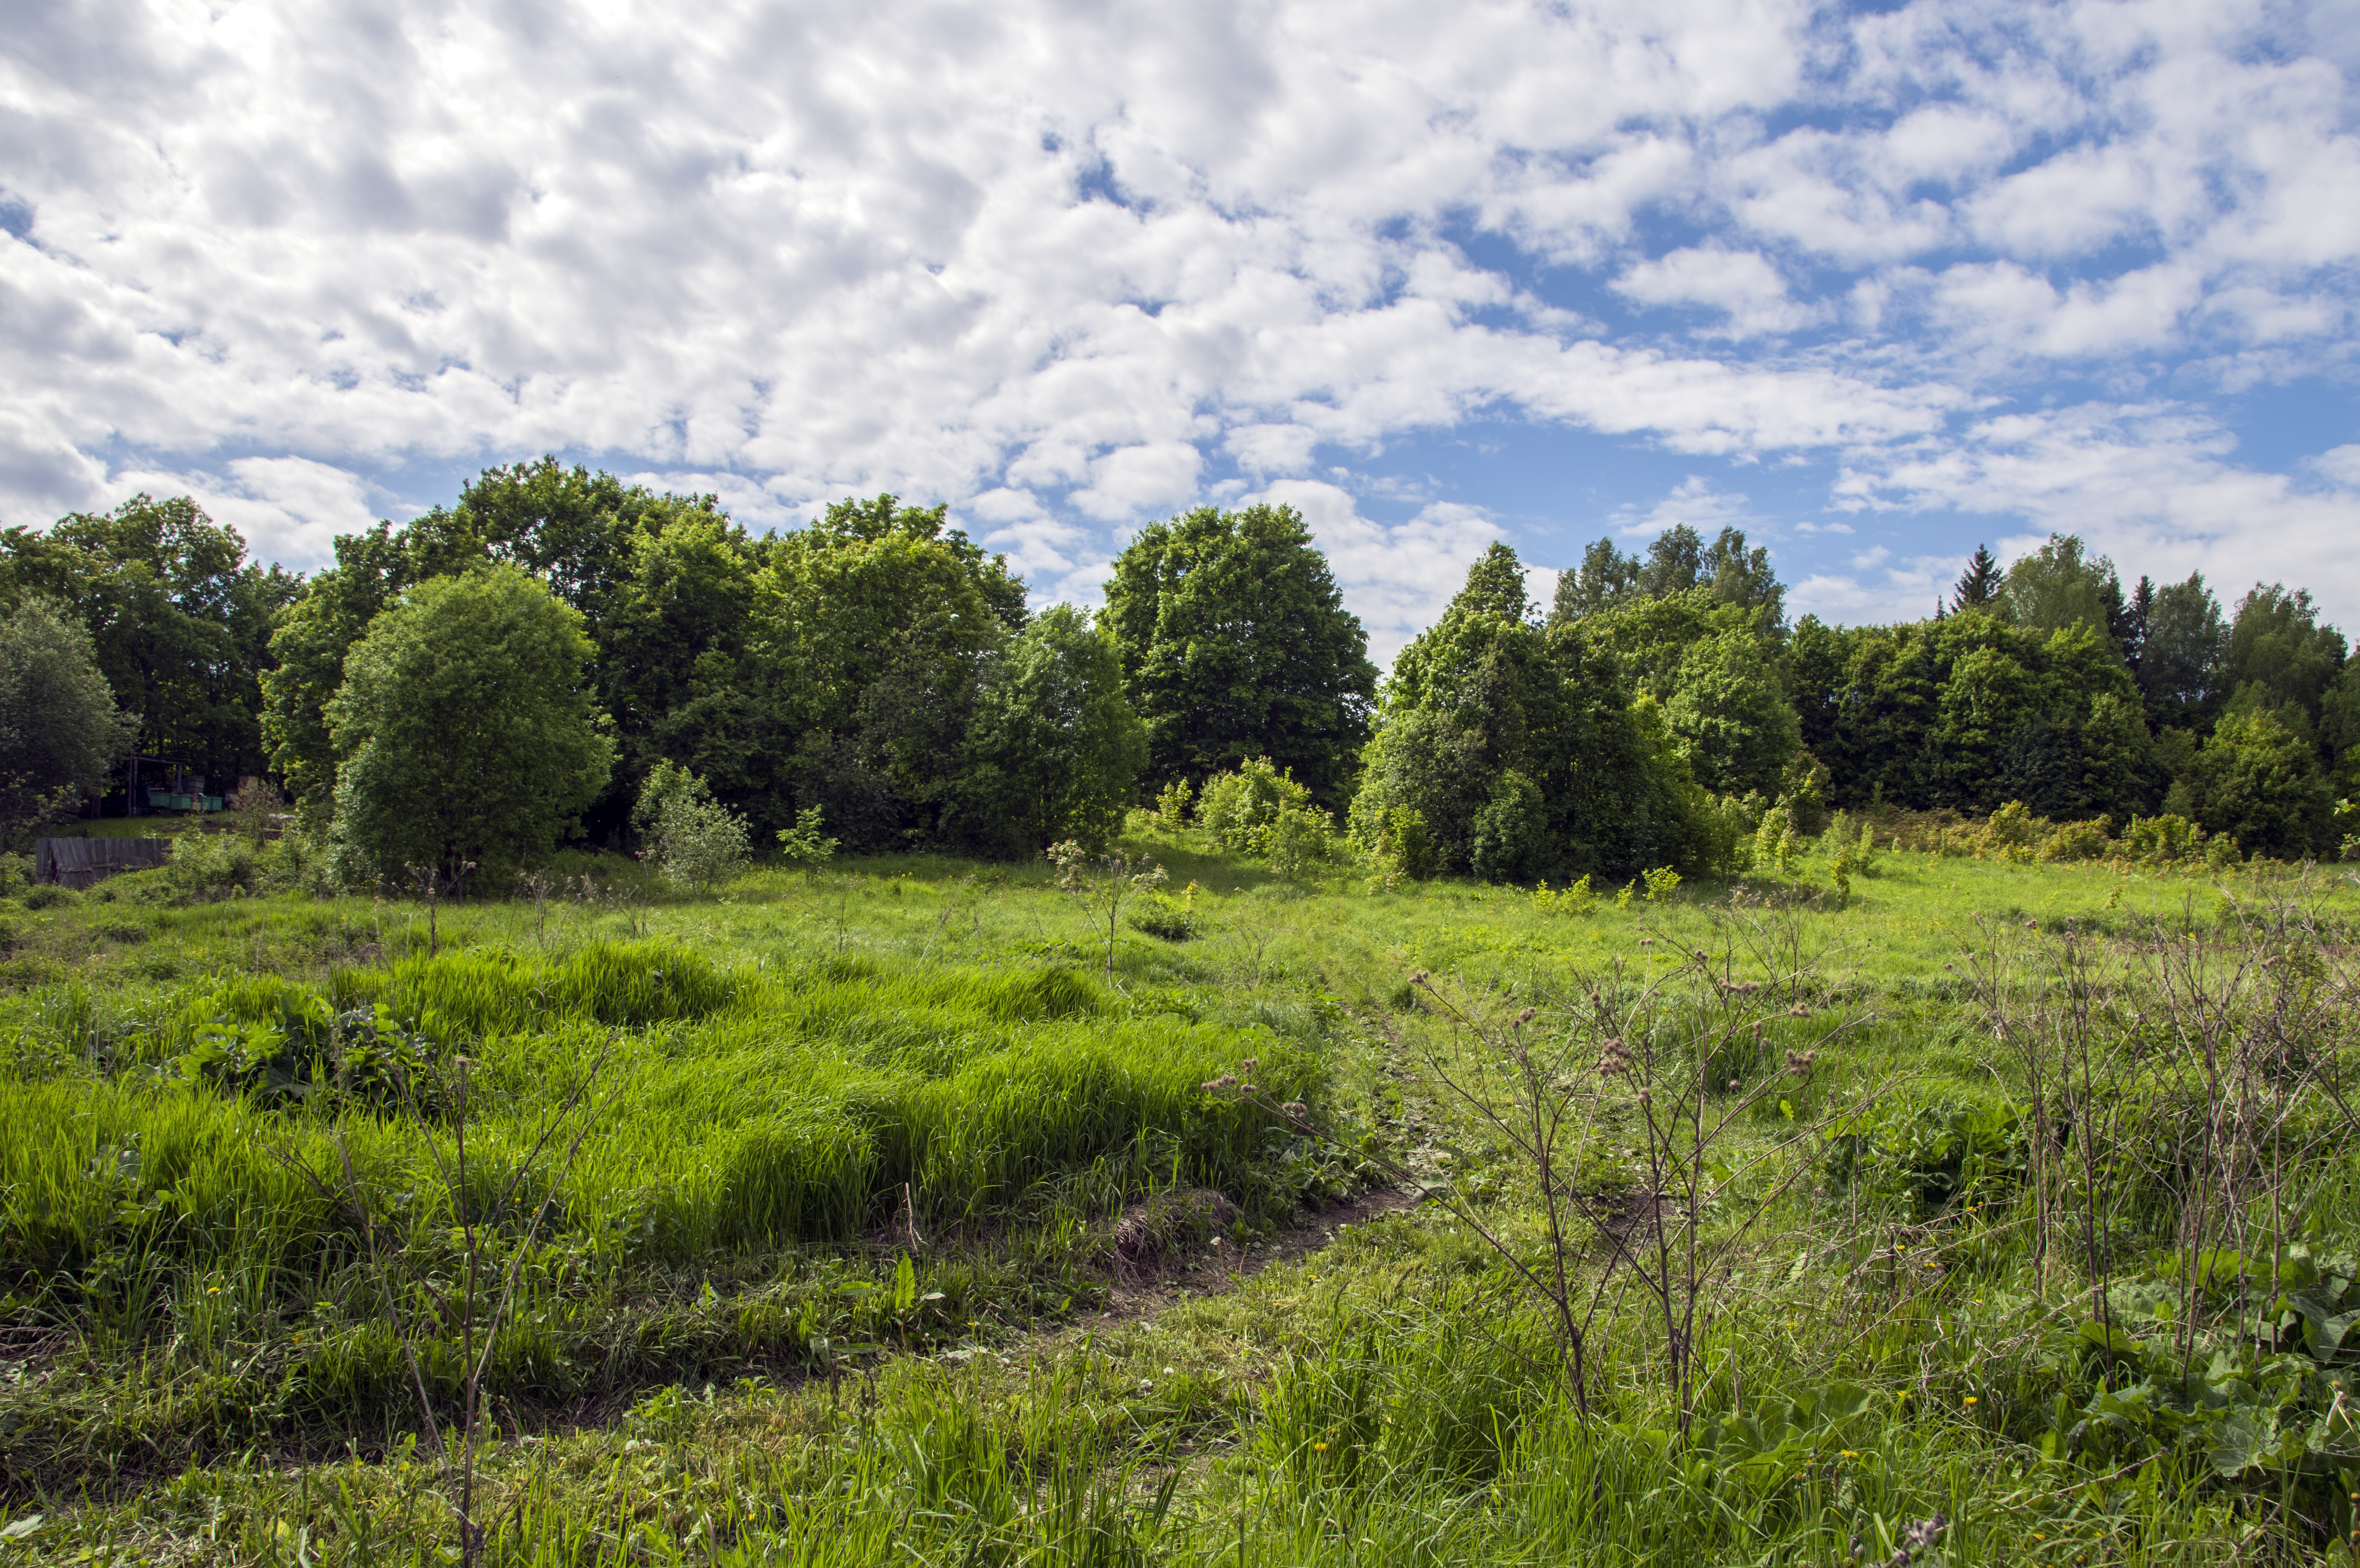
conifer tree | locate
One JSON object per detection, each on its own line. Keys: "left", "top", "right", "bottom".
{"left": 1952, "top": 545, "right": 2002, "bottom": 612}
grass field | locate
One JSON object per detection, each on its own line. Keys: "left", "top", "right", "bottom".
{"left": 4, "top": 821, "right": 2359, "bottom": 1565}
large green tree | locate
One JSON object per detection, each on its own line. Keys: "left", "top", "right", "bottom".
{"left": 1102, "top": 504, "right": 1377, "bottom": 811}
{"left": 1353, "top": 544, "right": 1702, "bottom": 881}
{"left": 1995, "top": 534, "right": 2122, "bottom": 644}
{"left": 752, "top": 495, "right": 1027, "bottom": 849}
{"left": 2168, "top": 708, "right": 2333, "bottom": 859}
{"left": 954, "top": 605, "right": 1148, "bottom": 856}
{"left": 0, "top": 599, "right": 135, "bottom": 839}
{"left": 2, "top": 496, "right": 298, "bottom": 785}
{"left": 326, "top": 566, "right": 614, "bottom": 885}
{"left": 1551, "top": 525, "right": 1784, "bottom": 633}
{"left": 2223, "top": 584, "right": 2344, "bottom": 732}
{"left": 2136, "top": 573, "right": 2226, "bottom": 733}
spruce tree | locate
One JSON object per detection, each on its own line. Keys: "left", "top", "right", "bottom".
{"left": 1953, "top": 545, "right": 2002, "bottom": 612}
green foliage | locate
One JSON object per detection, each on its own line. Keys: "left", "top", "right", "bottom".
{"left": 1661, "top": 629, "right": 1802, "bottom": 795}
{"left": 1528, "top": 873, "right": 1594, "bottom": 913}
{"left": 955, "top": 604, "right": 1147, "bottom": 857}
{"left": 635, "top": 761, "right": 753, "bottom": 890}
{"left": 1129, "top": 881, "right": 1201, "bottom": 941}
{"left": 1101, "top": 504, "right": 1378, "bottom": 810}
{"left": 1154, "top": 777, "right": 1193, "bottom": 828}
{"left": 2224, "top": 582, "right": 2345, "bottom": 726}
{"left": 1263, "top": 802, "right": 1339, "bottom": 883}
{"left": 2137, "top": 571, "right": 2227, "bottom": 731}
{"left": 4, "top": 494, "right": 299, "bottom": 784}
{"left": 0, "top": 598, "right": 134, "bottom": 839}
{"left": 2168, "top": 707, "right": 2332, "bottom": 858}
{"left": 1355, "top": 547, "right": 1708, "bottom": 884}
{"left": 1198, "top": 757, "right": 1315, "bottom": 854}
{"left": 1793, "top": 610, "right": 2154, "bottom": 821}
{"left": 1468, "top": 769, "right": 1546, "bottom": 884}
{"left": 1551, "top": 524, "right": 1786, "bottom": 631}
{"left": 774, "top": 806, "right": 840, "bottom": 867}
{"left": 1995, "top": 532, "right": 2123, "bottom": 643}
{"left": 326, "top": 565, "right": 615, "bottom": 885}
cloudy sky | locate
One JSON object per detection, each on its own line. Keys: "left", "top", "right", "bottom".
{"left": 5, "top": 0, "right": 2360, "bottom": 660}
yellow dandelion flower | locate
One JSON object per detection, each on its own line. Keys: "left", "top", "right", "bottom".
{"left": 1965, "top": 1396, "right": 1978, "bottom": 1406}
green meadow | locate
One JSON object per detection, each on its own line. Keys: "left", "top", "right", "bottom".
{"left": 5, "top": 825, "right": 2360, "bottom": 1565}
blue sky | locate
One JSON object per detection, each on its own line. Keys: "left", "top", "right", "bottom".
{"left": 5, "top": 0, "right": 2359, "bottom": 662}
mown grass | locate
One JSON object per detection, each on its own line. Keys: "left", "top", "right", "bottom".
{"left": 4, "top": 825, "right": 2359, "bottom": 1564}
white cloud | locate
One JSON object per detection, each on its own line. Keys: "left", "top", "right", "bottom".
{"left": 1614, "top": 247, "right": 1817, "bottom": 337}
{"left": 105, "top": 457, "right": 379, "bottom": 568}
{"left": 2312, "top": 445, "right": 2360, "bottom": 489}
{"left": 1249, "top": 479, "right": 1501, "bottom": 666}
{"left": 0, "top": 0, "right": 2351, "bottom": 638}
{"left": 1790, "top": 556, "right": 1959, "bottom": 625}
{"left": 1613, "top": 476, "right": 1756, "bottom": 540}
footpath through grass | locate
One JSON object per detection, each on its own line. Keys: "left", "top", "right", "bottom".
{"left": 4, "top": 826, "right": 2360, "bottom": 1565}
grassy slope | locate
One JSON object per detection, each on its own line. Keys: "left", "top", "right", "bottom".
{"left": 3, "top": 829, "right": 2358, "bottom": 1565}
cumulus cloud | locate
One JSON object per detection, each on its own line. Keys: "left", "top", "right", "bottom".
{"left": 0, "top": 0, "right": 2353, "bottom": 626}
{"left": 1249, "top": 479, "right": 1501, "bottom": 665}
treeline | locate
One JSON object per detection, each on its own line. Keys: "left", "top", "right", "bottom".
{"left": 3, "top": 457, "right": 2354, "bottom": 884}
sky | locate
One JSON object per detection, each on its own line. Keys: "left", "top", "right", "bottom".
{"left": 5, "top": 0, "right": 2360, "bottom": 664}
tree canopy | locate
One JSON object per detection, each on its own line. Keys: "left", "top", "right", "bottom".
{"left": 0, "top": 599, "right": 135, "bottom": 839}
{"left": 1102, "top": 504, "right": 1378, "bottom": 810}
{"left": 326, "top": 566, "right": 614, "bottom": 885}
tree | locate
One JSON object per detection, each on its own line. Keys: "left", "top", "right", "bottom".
{"left": 1995, "top": 534, "right": 2123, "bottom": 644}
{"left": 1354, "top": 544, "right": 1703, "bottom": 882}
{"left": 1556, "top": 526, "right": 1784, "bottom": 634}
{"left": 1102, "top": 504, "right": 1378, "bottom": 811}
{"left": 0, "top": 599, "right": 134, "bottom": 839}
{"left": 1551, "top": 537, "right": 1642, "bottom": 622}
{"left": 326, "top": 566, "right": 614, "bottom": 886}
{"left": 2136, "top": 573, "right": 2226, "bottom": 732}
{"left": 954, "top": 605, "right": 1148, "bottom": 856}
{"left": 756, "top": 495, "right": 1027, "bottom": 849}
{"left": 634, "top": 761, "right": 752, "bottom": 890}
{"left": 5, "top": 495, "right": 299, "bottom": 784}
{"left": 1662, "top": 630, "right": 1801, "bottom": 796}
{"left": 2168, "top": 708, "right": 2332, "bottom": 860}
{"left": 2223, "top": 584, "right": 2344, "bottom": 731}
{"left": 1952, "top": 545, "right": 2002, "bottom": 611}
{"left": 262, "top": 522, "right": 433, "bottom": 826}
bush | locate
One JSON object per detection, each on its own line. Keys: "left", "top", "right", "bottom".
{"left": 1264, "top": 803, "right": 1338, "bottom": 882}
{"left": 1198, "top": 758, "right": 1314, "bottom": 855}
{"left": 1154, "top": 779, "right": 1193, "bottom": 829}
{"left": 636, "top": 762, "right": 752, "bottom": 891}
{"left": 21, "top": 884, "right": 79, "bottom": 911}
{"left": 1530, "top": 875, "right": 1595, "bottom": 915}
{"left": 1130, "top": 883, "right": 1201, "bottom": 941}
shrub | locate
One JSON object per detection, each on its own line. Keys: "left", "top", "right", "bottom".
{"left": 1264, "top": 803, "right": 1338, "bottom": 883}
{"left": 1130, "top": 883, "right": 1201, "bottom": 941}
{"left": 1154, "top": 779, "right": 1193, "bottom": 829}
{"left": 1530, "top": 875, "right": 1594, "bottom": 915}
{"left": 1198, "top": 758, "right": 1314, "bottom": 855}
{"left": 636, "top": 762, "right": 752, "bottom": 891}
